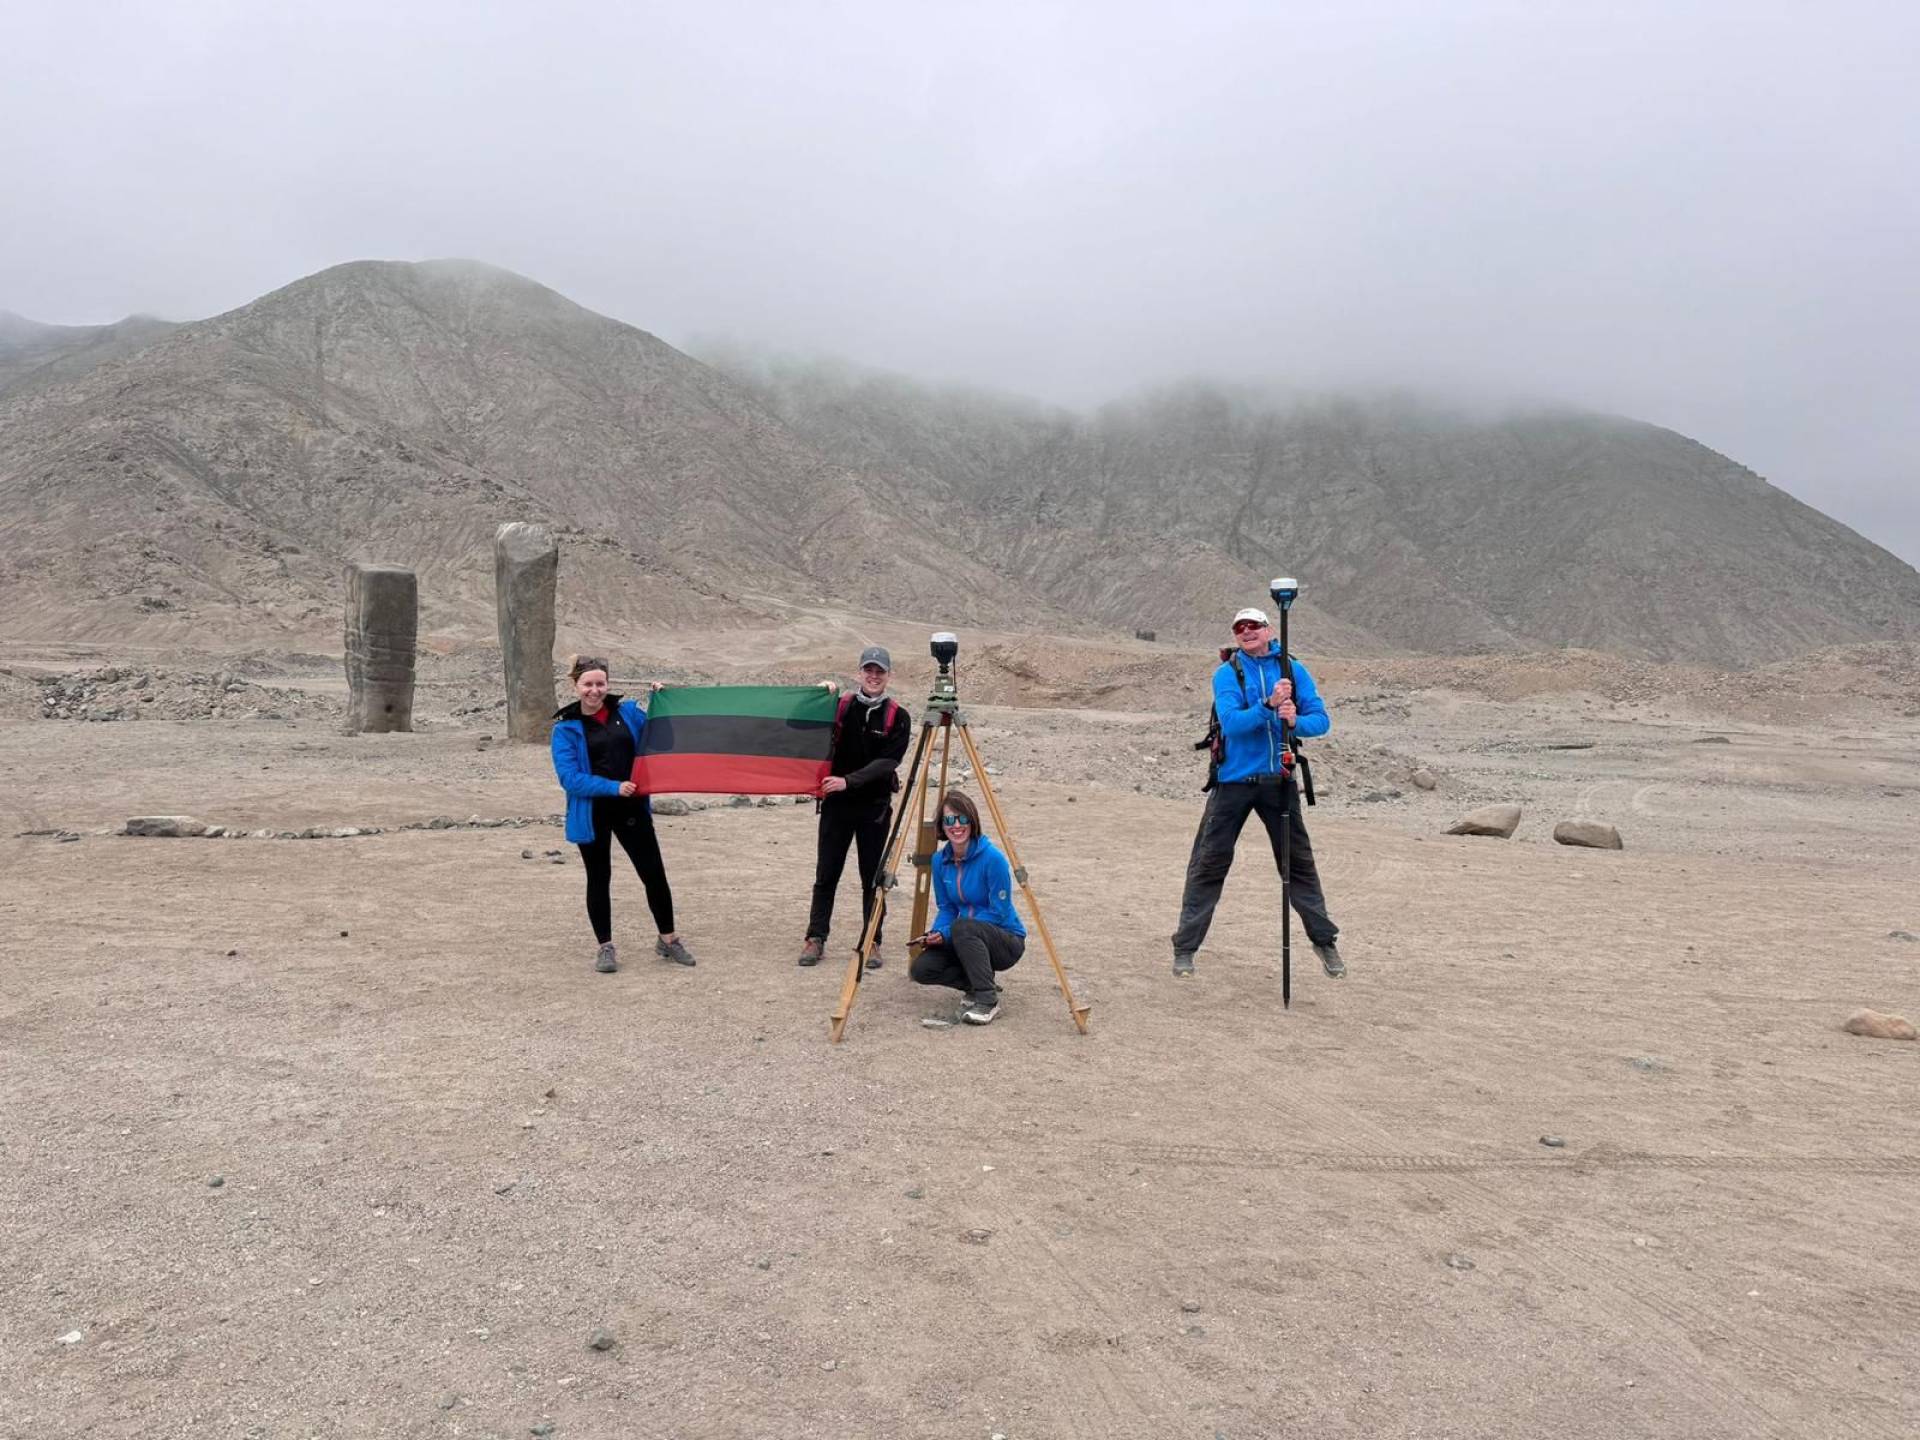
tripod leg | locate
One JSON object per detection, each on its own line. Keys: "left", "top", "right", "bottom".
{"left": 1280, "top": 777, "right": 1292, "bottom": 1009}
{"left": 830, "top": 723, "right": 936, "bottom": 1042}
{"left": 908, "top": 718, "right": 954, "bottom": 950}
{"left": 955, "top": 724, "right": 1090, "bottom": 1035}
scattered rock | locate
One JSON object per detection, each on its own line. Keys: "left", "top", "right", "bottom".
{"left": 1361, "top": 790, "right": 1390, "bottom": 803}
{"left": 530, "top": 1424, "right": 555, "bottom": 1437}
{"left": 1179, "top": 1299, "right": 1201, "bottom": 1314}
{"left": 1843, "top": 1009, "right": 1918, "bottom": 1041}
{"left": 904, "top": 1185, "right": 925, "bottom": 1200}
{"left": 1889, "top": 930, "right": 1917, "bottom": 943}
{"left": 1182, "top": 1325, "right": 1206, "bottom": 1337}
{"left": 1445, "top": 804, "right": 1521, "bottom": 838}
{"left": 1444, "top": 1253, "right": 1476, "bottom": 1271}
{"left": 753, "top": 1258, "right": 772, "bottom": 1270}
{"left": 1410, "top": 768, "right": 1438, "bottom": 790}
{"left": 1539, "top": 1135, "right": 1565, "bottom": 1149}
{"left": 521, "top": 849, "right": 535, "bottom": 859}
{"left": 339, "top": 930, "right": 349, "bottom": 938}
{"left": 1691, "top": 735, "right": 1732, "bottom": 744}
{"left": 208, "top": 1174, "right": 225, "bottom": 1187}
{"left": 962, "top": 1228, "right": 993, "bottom": 1245}
{"left": 587, "top": 1327, "right": 616, "bottom": 1351}
{"left": 124, "top": 815, "right": 208, "bottom": 838}
{"left": 652, "top": 797, "right": 695, "bottom": 816}
{"left": 1628, "top": 1055, "right": 1663, "bottom": 1072}
{"left": 57, "top": 1329, "right": 83, "bottom": 1345}
{"left": 728, "top": 795, "right": 754, "bottom": 808}
{"left": 1554, "top": 820, "right": 1623, "bottom": 849}
{"left": 437, "top": 1393, "right": 460, "bottom": 1410}
{"left": 820, "top": 1359, "right": 838, "bottom": 1372}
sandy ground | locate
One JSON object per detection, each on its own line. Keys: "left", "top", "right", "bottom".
{"left": 3, "top": 642, "right": 1919, "bottom": 1439}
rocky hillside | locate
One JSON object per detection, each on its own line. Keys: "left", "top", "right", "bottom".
{"left": 720, "top": 357, "right": 1920, "bottom": 665}
{"left": 4, "top": 260, "right": 1915, "bottom": 665}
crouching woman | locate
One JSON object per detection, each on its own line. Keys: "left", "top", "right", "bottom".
{"left": 909, "top": 791, "right": 1024, "bottom": 1025}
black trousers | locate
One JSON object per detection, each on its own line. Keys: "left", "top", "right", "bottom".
{"left": 1171, "top": 776, "right": 1337, "bottom": 954}
{"left": 577, "top": 798, "right": 675, "bottom": 944}
{"left": 805, "top": 797, "right": 891, "bottom": 947}
{"left": 909, "top": 918, "right": 1025, "bottom": 1004}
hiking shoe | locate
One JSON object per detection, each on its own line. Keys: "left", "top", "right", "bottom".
{"left": 796, "top": 937, "right": 824, "bottom": 967}
{"left": 1313, "top": 941, "right": 1345, "bottom": 979}
{"left": 864, "top": 946, "right": 883, "bottom": 971}
{"left": 594, "top": 942, "right": 618, "bottom": 974}
{"left": 1173, "top": 951, "right": 1196, "bottom": 978}
{"left": 962, "top": 996, "right": 1002, "bottom": 1025}
{"left": 656, "top": 937, "right": 696, "bottom": 967}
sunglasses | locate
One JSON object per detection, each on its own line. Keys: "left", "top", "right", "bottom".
{"left": 941, "top": 814, "right": 972, "bottom": 827}
{"left": 1231, "top": 621, "right": 1267, "bottom": 634}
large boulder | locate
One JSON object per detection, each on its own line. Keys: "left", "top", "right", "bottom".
{"left": 1554, "top": 820, "right": 1624, "bottom": 850}
{"left": 1446, "top": 804, "right": 1522, "bottom": 838}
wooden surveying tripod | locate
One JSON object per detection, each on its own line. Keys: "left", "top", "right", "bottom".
{"left": 828, "top": 637, "right": 1091, "bottom": 1043}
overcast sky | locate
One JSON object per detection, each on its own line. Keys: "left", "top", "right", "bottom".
{"left": 6, "top": 1, "right": 1917, "bottom": 562}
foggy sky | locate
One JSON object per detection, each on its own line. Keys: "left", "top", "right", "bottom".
{"left": 6, "top": 1, "right": 1917, "bottom": 564}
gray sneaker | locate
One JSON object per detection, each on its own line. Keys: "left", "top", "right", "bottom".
{"left": 1313, "top": 941, "right": 1346, "bottom": 979}
{"left": 796, "top": 937, "right": 824, "bottom": 967}
{"left": 1173, "top": 951, "right": 1196, "bottom": 978}
{"left": 962, "top": 995, "right": 1002, "bottom": 1025}
{"left": 656, "top": 936, "right": 696, "bottom": 967}
{"left": 594, "top": 942, "right": 618, "bottom": 974}
{"left": 864, "top": 945, "right": 883, "bottom": 971}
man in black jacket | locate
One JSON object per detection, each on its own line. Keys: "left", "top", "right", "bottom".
{"left": 798, "top": 646, "right": 913, "bottom": 970}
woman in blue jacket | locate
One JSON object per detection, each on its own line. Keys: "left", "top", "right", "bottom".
{"left": 908, "top": 791, "right": 1025, "bottom": 1025}
{"left": 550, "top": 656, "right": 695, "bottom": 975}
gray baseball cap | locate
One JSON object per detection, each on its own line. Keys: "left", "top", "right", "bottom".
{"left": 858, "top": 645, "right": 892, "bottom": 671}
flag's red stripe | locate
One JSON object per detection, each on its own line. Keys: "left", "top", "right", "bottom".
{"left": 632, "top": 753, "right": 828, "bottom": 795}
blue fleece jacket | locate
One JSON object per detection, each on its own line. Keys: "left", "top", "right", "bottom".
{"left": 930, "top": 834, "right": 1026, "bottom": 939}
{"left": 551, "top": 697, "right": 648, "bottom": 843}
{"left": 1213, "top": 643, "right": 1329, "bottom": 784}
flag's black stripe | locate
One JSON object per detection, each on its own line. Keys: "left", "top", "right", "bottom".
{"left": 641, "top": 713, "right": 834, "bottom": 760}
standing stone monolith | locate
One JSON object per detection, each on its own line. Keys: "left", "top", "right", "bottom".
{"left": 495, "top": 523, "right": 558, "bottom": 742}
{"left": 344, "top": 563, "right": 417, "bottom": 733}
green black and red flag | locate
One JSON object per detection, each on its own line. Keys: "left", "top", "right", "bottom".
{"left": 632, "top": 685, "right": 838, "bottom": 795}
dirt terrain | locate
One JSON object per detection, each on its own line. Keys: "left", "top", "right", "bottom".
{"left": 4, "top": 626, "right": 1918, "bottom": 1439}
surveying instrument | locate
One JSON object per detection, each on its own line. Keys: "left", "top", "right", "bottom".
{"left": 829, "top": 632, "right": 1090, "bottom": 1042}
{"left": 1270, "top": 577, "right": 1300, "bottom": 1008}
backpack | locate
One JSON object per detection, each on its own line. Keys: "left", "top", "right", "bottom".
{"left": 833, "top": 691, "right": 904, "bottom": 792}
{"left": 1194, "top": 648, "right": 1314, "bottom": 803}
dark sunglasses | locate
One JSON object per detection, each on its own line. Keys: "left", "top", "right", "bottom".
{"left": 941, "top": 814, "right": 972, "bottom": 827}
{"left": 1231, "top": 621, "right": 1267, "bottom": 634}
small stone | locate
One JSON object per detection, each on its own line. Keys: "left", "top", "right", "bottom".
{"left": 208, "top": 1174, "right": 225, "bottom": 1187}
{"left": 1444, "top": 1253, "right": 1476, "bottom": 1271}
{"left": 652, "top": 797, "right": 694, "bottom": 816}
{"left": 1446, "top": 804, "right": 1521, "bottom": 838}
{"left": 1629, "top": 1056, "right": 1663, "bottom": 1072}
{"left": 1553, "top": 820, "right": 1623, "bottom": 850}
{"left": 963, "top": 1228, "right": 993, "bottom": 1245}
{"left": 904, "top": 1185, "right": 925, "bottom": 1200}
{"left": 1183, "top": 1325, "right": 1206, "bottom": 1337}
{"left": 1539, "top": 1136, "right": 1566, "bottom": 1149}
{"left": 1410, "top": 768, "right": 1438, "bottom": 790}
{"left": 339, "top": 930, "right": 349, "bottom": 938}
{"left": 57, "top": 1329, "right": 83, "bottom": 1345}
{"left": 226, "top": 949, "right": 238, "bottom": 957}
{"left": 522, "top": 849, "right": 535, "bottom": 859}
{"left": 1179, "top": 1299, "right": 1201, "bottom": 1313}
{"left": 753, "top": 1258, "right": 772, "bottom": 1270}
{"left": 728, "top": 795, "right": 753, "bottom": 808}
{"left": 437, "top": 1393, "right": 460, "bottom": 1410}
{"left": 494, "top": 1181, "right": 517, "bottom": 1195}
{"left": 1843, "top": 1008, "right": 1918, "bottom": 1041}
{"left": 124, "top": 815, "right": 208, "bottom": 838}
{"left": 821, "top": 1359, "right": 838, "bottom": 1372}
{"left": 587, "top": 1327, "right": 616, "bottom": 1351}
{"left": 530, "top": 1425, "right": 555, "bottom": 1437}
{"left": 1889, "top": 930, "right": 1918, "bottom": 943}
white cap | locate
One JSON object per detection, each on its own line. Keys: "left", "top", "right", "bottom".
{"left": 1232, "top": 606, "right": 1271, "bottom": 628}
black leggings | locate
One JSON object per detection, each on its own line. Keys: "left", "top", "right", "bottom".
{"left": 577, "top": 799, "right": 675, "bottom": 943}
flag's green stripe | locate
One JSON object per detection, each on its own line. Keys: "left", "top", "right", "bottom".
{"left": 640, "top": 713, "right": 834, "bottom": 761}
{"left": 648, "top": 685, "right": 839, "bottom": 723}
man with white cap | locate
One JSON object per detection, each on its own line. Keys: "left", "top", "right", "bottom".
{"left": 1170, "top": 605, "right": 1345, "bottom": 980}
{"left": 797, "top": 645, "right": 913, "bottom": 969}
